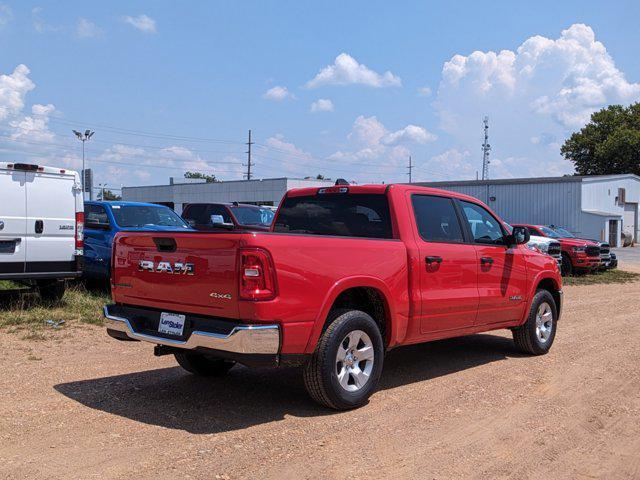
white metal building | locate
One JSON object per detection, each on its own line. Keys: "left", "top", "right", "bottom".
{"left": 122, "top": 177, "right": 335, "bottom": 214}
{"left": 417, "top": 174, "right": 640, "bottom": 247}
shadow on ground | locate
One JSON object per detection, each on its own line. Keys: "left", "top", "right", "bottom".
{"left": 54, "top": 333, "right": 523, "bottom": 434}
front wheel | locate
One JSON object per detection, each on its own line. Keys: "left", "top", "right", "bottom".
{"left": 512, "top": 290, "right": 558, "bottom": 355}
{"left": 303, "top": 309, "right": 384, "bottom": 410}
{"left": 174, "top": 352, "right": 235, "bottom": 376}
{"left": 560, "top": 253, "right": 572, "bottom": 276}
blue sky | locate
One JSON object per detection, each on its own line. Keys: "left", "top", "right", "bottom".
{"left": 1, "top": 1, "right": 640, "bottom": 189}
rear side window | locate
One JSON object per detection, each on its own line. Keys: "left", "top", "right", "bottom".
{"left": 183, "top": 204, "right": 233, "bottom": 226}
{"left": 85, "top": 205, "right": 110, "bottom": 227}
{"left": 411, "top": 195, "right": 464, "bottom": 243}
{"left": 274, "top": 193, "right": 393, "bottom": 239}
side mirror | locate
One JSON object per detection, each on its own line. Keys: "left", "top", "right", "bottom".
{"left": 508, "top": 226, "right": 530, "bottom": 246}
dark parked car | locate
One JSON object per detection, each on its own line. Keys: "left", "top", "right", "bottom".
{"left": 181, "top": 202, "right": 275, "bottom": 231}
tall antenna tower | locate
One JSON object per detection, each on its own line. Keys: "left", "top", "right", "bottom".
{"left": 481, "top": 116, "right": 491, "bottom": 181}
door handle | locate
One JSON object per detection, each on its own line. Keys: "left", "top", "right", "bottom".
{"left": 480, "top": 257, "right": 494, "bottom": 265}
{"left": 425, "top": 256, "right": 443, "bottom": 265}
{"left": 35, "top": 220, "right": 44, "bottom": 234}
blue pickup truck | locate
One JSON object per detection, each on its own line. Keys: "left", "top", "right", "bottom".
{"left": 83, "top": 201, "right": 191, "bottom": 280}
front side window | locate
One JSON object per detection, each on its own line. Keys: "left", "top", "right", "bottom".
{"left": 274, "top": 193, "right": 392, "bottom": 239}
{"left": 461, "top": 201, "right": 505, "bottom": 245}
{"left": 412, "top": 195, "right": 464, "bottom": 243}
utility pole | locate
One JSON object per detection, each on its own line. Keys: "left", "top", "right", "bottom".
{"left": 245, "top": 129, "right": 254, "bottom": 180}
{"left": 481, "top": 116, "right": 491, "bottom": 181}
{"left": 407, "top": 155, "right": 413, "bottom": 183}
{"left": 72, "top": 129, "right": 95, "bottom": 199}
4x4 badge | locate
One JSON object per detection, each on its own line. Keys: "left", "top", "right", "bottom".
{"left": 210, "top": 292, "right": 232, "bottom": 300}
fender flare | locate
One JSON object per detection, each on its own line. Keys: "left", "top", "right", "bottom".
{"left": 303, "top": 276, "right": 401, "bottom": 354}
{"left": 520, "top": 273, "right": 562, "bottom": 325}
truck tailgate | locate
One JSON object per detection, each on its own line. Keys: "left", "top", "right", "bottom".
{"left": 111, "top": 232, "right": 243, "bottom": 318}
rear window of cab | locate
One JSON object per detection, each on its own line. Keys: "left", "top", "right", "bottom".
{"left": 273, "top": 193, "right": 393, "bottom": 239}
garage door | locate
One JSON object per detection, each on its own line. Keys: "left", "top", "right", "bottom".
{"left": 623, "top": 203, "right": 637, "bottom": 242}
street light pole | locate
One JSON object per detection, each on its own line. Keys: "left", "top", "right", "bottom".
{"left": 72, "top": 129, "right": 95, "bottom": 200}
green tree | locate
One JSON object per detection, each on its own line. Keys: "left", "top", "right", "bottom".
{"left": 99, "top": 189, "right": 121, "bottom": 201}
{"left": 184, "top": 171, "right": 219, "bottom": 183}
{"left": 561, "top": 103, "right": 640, "bottom": 175}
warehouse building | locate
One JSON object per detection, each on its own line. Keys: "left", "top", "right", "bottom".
{"left": 417, "top": 174, "right": 640, "bottom": 247}
{"left": 122, "top": 177, "right": 334, "bottom": 214}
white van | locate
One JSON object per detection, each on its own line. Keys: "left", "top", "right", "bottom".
{"left": 0, "top": 162, "right": 84, "bottom": 301}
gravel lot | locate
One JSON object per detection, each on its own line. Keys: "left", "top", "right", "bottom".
{"left": 1, "top": 259, "right": 640, "bottom": 479}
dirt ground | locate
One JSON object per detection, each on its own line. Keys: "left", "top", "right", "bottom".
{"left": 2, "top": 265, "right": 640, "bottom": 479}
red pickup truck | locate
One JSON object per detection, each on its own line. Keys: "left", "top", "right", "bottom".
{"left": 513, "top": 224, "right": 601, "bottom": 276}
{"left": 105, "top": 184, "right": 562, "bottom": 410}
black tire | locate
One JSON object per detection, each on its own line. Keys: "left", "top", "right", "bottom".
{"left": 174, "top": 352, "right": 235, "bottom": 376}
{"left": 36, "top": 280, "right": 66, "bottom": 304}
{"left": 560, "top": 253, "right": 572, "bottom": 276}
{"left": 512, "top": 289, "right": 558, "bottom": 355}
{"left": 303, "top": 309, "right": 384, "bottom": 410}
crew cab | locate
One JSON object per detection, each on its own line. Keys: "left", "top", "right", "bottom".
{"left": 84, "top": 201, "right": 191, "bottom": 281}
{"left": 105, "top": 184, "right": 562, "bottom": 410}
{"left": 550, "top": 226, "right": 612, "bottom": 271}
{"left": 514, "top": 224, "right": 600, "bottom": 276}
{"left": 1, "top": 162, "right": 83, "bottom": 301}
{"left": 181, "top": 202, "right": 275, "bottom": 232}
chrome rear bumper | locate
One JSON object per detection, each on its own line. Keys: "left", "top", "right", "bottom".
{"left": 103, "top": 305, "right": 280, "bottom": 355}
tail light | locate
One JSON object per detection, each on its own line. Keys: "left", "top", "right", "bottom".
{"left": 239, "top": 248, "right": 277, "bottom": 301}
{"left": 75, "top": 211, "right": 84, "bottom": 254}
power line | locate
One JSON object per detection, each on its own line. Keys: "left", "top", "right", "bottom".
{"left": 407, "top": 155, "right": 413, "bottom": 183}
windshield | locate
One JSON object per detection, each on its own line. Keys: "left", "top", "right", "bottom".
{"left": 230, "top": 206, "right": 275, "bottom": 227}
{"left": 111, "top": 205, "right": 190, "bottom": 228}
{"left": 538, "top": 226, "right": 562, "bottom": 238}
{"left": 550, "top": 226, "right": 575, "bottom": 238}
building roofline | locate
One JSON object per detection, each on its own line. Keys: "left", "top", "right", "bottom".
{"left": 414, "top": 173, "right": 640, "bottom": 187}
{"left": 122, "top": 176, "right": 334, "bottom": 190}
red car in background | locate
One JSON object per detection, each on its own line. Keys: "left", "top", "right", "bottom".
{"left": 513, "top": 224, "right": 600, "bottom": 276}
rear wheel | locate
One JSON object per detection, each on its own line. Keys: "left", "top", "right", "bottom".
{"left": 513, "top": 289, "right": 558, "bottom": 355}
{"left": 36, "top": 280, "right": 66, "bottom": 303}
{"left": 174, "top": 352, "right": 235, "bottom": 376}
{"left": 303, "top": 309, "right": 384, "bottom": 410}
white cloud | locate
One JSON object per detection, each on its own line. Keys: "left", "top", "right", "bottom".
{"left": 0, "top": 65, "right": 35, "bottom": 121}
{"left": 434, "top": 23, "right": 640, "bottom": 178}
{"left": 76, "top": 18, "right": 103, "bottom": 38}
{"left": 306, "top": 53, "right": 402, "bottom": 89}
{"left": 263, "top": 85, "right": 295, "bottom": 101}
{"left": 121, "top": 14, "right": 156, "bottom": 34}
{"left": 348, "top": 115, "right": 436, "bottom": 147}
{"left": 330, "top": 116, "right": 435, "bottom": 176}
{"left": 31, "top": 7, "right": 62, "bottom": 34}
{"left": 417, "top": 86, "right": 432, "bottom": 97}
{"left": 9, "top": 103, "right": 56, "bottom": 141}
{"left": 384, "top": 124, "right": 437, "bottom": 145}
{"left": 310, "top": 98, "right": 334, "bottom": 113}
{"left": 0, "top": 3, "right": 12, "bottom": 29}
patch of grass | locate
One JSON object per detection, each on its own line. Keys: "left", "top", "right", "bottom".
{"left": 563, "top": 269, "right": 640, "bottom": 286}
{"left": 0, "top": 280, "right": 23, "bottom": 290}
{"left": 0, "top": 283, "right": 110, "bottom": 334}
